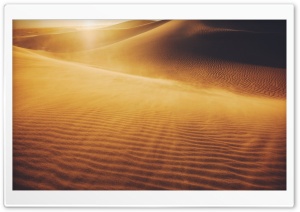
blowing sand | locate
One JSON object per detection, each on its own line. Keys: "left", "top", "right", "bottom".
{"left": 13, "top": 20, "right": 286, "bottom": 190}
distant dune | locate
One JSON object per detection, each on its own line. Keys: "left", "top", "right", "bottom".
{"left": 13, "top": 20, "right": 168, "bottom": 52}
{"left": 13, "top": 20, "right": 286, "bottom": 190}
{"left": 16, "top": 20, "right": 286, "bottom": 98}
{"left": 13, "top": 27, "right": 77, "bottom": 38}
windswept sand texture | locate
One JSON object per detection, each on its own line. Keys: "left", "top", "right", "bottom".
{"left": 13, "top": 20, "right": 286, "bottom": 190}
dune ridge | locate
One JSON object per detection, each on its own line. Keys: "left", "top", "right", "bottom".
{"left": 13, "top": 27, "right": 77, "bottom": 38}
{"left": 102, "top": 20, "right": 156, "bottom": 29}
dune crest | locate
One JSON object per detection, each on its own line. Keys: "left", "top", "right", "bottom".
{"left": 102, "top": 20, "right": 156, "bottom": 29}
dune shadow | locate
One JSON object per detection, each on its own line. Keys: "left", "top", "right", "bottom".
{"left": 170, "top": 20, "right": 286, "bottom": 68}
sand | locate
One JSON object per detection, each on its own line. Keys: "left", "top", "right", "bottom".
{"left": 13, "top": 20, "right": 286, "bottom": 190}
{"left": 13, "top": 20, "right": 168, "bottom": 52}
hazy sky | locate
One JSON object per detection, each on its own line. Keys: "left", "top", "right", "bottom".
{"left": 13, "top": 20, "right": 127, "bottom": 29}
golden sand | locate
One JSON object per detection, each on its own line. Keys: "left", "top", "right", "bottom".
{"left": 13, "top": 20, "right": 286, "bottom": 190}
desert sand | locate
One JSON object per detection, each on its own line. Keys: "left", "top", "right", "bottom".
{"left": 13, "top": 20, "right": 286, "bottom": 190}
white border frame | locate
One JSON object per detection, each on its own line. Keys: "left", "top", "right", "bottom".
{"left": 3, "top": 4, "right": 294, "bottom": 207}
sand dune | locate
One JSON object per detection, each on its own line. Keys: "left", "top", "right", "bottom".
{"left": 13, "top": 27, "right": 77, "bottom": 38}
{"left": 13, "top": 20, "right": 286, "bottom": 190}
{"left": 13, "top": 20, "right": 168, "bottom": 52}
{"left": 31, "top": 20, "right": 286, "bottom": 98}
{"left": 13, "top": 46, "right": 286, "bottom": 190}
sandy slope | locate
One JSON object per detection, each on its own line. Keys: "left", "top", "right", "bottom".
{"left": 13, "top": 46, "right": 286, "bottom": 190}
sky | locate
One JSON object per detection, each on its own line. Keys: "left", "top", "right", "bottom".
{"left": 13, "top": 20, "right": 126, "bottom": 29}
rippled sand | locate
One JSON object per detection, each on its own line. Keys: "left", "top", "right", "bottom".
{"left": 13, "top": 20, "right": 286, "bottom": 190}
